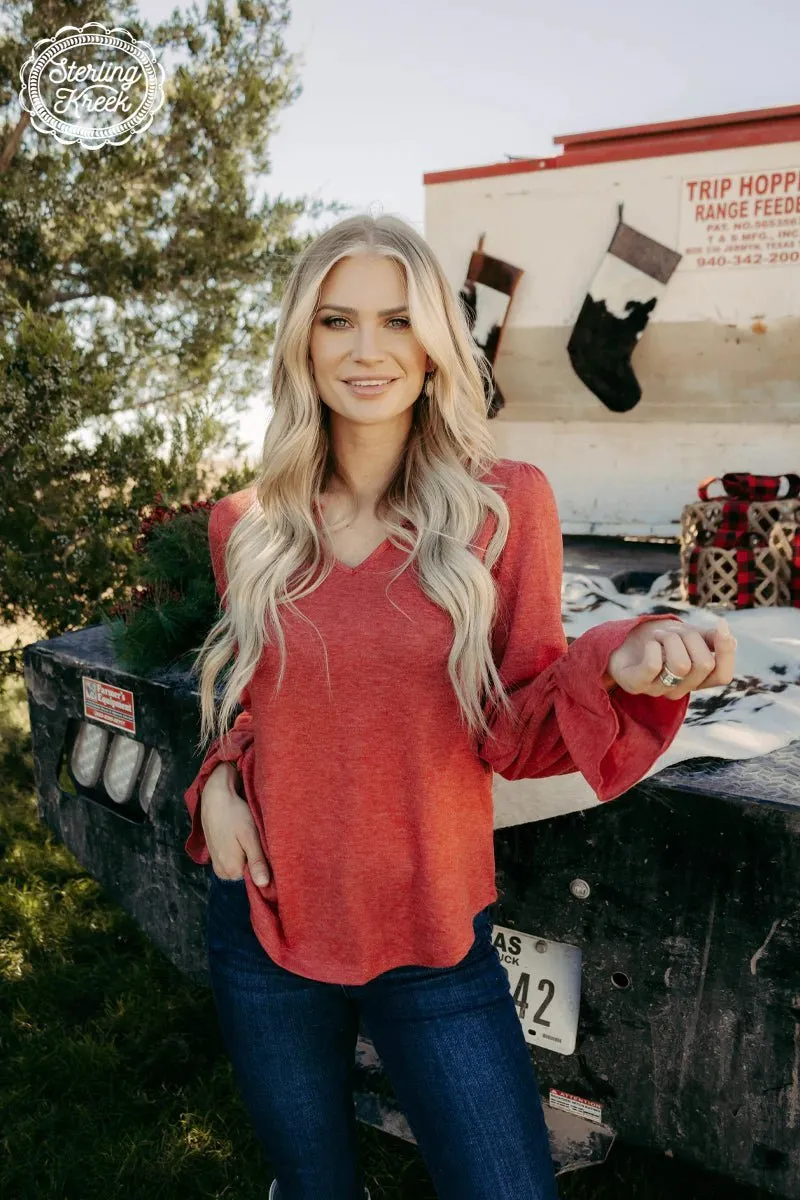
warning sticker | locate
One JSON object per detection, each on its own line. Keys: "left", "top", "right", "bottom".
{"left": 548, "top": 1088, "right": 603, "bottom": 1125}
{"left": 82, "top": 676, "right": 136, "bottom": 734}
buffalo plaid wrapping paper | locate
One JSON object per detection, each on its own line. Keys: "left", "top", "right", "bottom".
{"left": 683, "top": 473, "right": 800, "bottom": 609}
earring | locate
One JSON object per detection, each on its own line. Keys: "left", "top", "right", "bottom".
{"left": 423, "top": 370, "right": 435, "bottom": 400}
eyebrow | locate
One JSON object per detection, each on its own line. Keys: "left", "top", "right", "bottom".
{"left": 317, "top": 304, "right": 409, "bottom": 317}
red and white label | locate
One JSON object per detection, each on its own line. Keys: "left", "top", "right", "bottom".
{"left": 679, "top": 167, "right": 800, "bottom": 271}
{"left": 548, "top": 1088, "right": 602, "bottom": 1125}
{"left": 82, "top": 676, "right": 136, "bottom": 734}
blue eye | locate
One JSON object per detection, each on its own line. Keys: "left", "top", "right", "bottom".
{"left": 321, "top": 315, "right": 410, "bottom": 329}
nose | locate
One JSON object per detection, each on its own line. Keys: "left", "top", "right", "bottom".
{"left": 353, "top": 321, "right": 385, "bottom": 361}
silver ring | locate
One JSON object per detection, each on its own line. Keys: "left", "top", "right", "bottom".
{"left": 658, "top": 666, "right": 685, "bottom": 687}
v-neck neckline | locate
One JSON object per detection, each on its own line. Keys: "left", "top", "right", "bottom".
{"left": 331, "top": 537, "right": 393, "bottom": 574}
{"left": 312, "top": 498, "right": 413, "bottom": 575}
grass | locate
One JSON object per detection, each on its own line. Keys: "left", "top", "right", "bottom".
{"left": 0, "top": 665, "right": 770, "bottom": 1199}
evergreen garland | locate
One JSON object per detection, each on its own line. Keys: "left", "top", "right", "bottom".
{"left": 99, "top": 491, "right": 222, "bottom": 679}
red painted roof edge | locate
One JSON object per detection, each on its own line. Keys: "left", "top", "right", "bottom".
{"left": 555, "top": 102, "right": 800, "bottom": 148}
{"left": 423, "top": 103, "right": 800, "bottom": 185}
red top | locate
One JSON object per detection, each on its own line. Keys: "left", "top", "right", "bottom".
{"left": 184, "top": 458, "right": 689, "bottom": 985}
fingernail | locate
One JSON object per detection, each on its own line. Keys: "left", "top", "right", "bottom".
{"left": 253, "top": 873, "right": 268, "bottom": 886}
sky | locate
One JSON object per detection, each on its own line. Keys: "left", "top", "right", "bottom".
{"left": 135, "top": 0, "right": 800, "bottom": 455}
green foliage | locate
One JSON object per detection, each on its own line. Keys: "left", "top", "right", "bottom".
{"left": 0, "top": 0, "right": 346, "bottom": 679}
{"left": 99, "top": 493, "right": 226, "bottom": 677}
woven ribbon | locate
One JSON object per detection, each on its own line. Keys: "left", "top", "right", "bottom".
{"left": 687, "top": 472, "right": 800, "bottom": 609}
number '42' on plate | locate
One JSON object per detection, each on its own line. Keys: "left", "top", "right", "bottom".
{"left": 490, "top": 922, "right": 582, "bottom": 1057}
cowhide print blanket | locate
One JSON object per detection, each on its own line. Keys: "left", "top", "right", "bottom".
{"left": 493, "top": 566, "right": 800, "bottom": 828}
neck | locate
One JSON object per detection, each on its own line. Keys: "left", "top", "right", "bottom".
{"left": 325, "top": 410, "right": 413, "bottom": 509}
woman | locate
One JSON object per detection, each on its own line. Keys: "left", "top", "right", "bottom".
{"left": 183, "top": 214, "right": 735, "bottom": 1200}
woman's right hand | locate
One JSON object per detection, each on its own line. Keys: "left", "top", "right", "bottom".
{"left": 200, "top": 762, "right": 271, "bottom": 887}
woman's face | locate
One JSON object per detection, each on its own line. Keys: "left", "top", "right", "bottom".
{"left": 309, "top": 253, "right": 433, "bottom": 427}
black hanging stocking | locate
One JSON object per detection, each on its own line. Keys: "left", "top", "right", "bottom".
{"left": 567, "top": 207, "right": 682, "bottom": 412}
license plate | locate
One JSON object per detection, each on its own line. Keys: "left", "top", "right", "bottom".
{"left": 491, "top": 922, "right": 582, "bottom": 1056}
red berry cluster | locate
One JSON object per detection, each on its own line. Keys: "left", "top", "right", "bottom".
{"left": 108, "top": 493, "right": 215, "bottom": 622}
{"left": 133, "top": 493, "right": 215, "bottom": 555}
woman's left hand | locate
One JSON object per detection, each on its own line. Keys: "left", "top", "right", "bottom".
{"left": 606, "top": 617, "right": 738, "bottom": 699}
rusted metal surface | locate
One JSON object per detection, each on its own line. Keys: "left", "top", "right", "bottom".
{"left": 23, "top": 623, "right": 212, "bottom": 986}
{"left": 492, "top": 751, "right": 800, "bottom": 1196}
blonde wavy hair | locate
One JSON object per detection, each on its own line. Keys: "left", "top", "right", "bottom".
{"left": 192, "top": 212, "right": 521, "bottom": 757}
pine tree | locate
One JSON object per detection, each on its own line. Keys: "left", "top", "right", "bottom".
{"left": 0, "top": 0, "right": 343, "bottom": 675}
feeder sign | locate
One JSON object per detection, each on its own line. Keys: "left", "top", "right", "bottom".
{"left": 679, "top": 167, "right": 800, "bottom": 270}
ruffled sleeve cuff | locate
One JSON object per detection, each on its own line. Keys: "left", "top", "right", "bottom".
{"left": 550, "top": 613, "right": 690, "bottom": 803}
{"left": 183, "top": 728, "right": 253, "bottom": 865}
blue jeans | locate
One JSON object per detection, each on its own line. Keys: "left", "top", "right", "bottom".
{"left": 206, "top": 867, "right": 559, "bottom": 1200}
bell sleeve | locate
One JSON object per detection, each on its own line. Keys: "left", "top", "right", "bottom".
{"left": 476, "top": 461, "right": 690, "bottom": 803}
{"left": 183, "top": 499, "right": 255, "bottom": 865}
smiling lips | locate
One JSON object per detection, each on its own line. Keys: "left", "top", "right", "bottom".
{"left": 343, "top": 378, "right": 397, "bottom": 393}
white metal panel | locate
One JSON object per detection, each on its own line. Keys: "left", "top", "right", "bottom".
{"left": 425, "top": 133, "right": 800, "bottom": 533}
{"left": 490, "top": 421, "right": 796, "bottom": 536}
